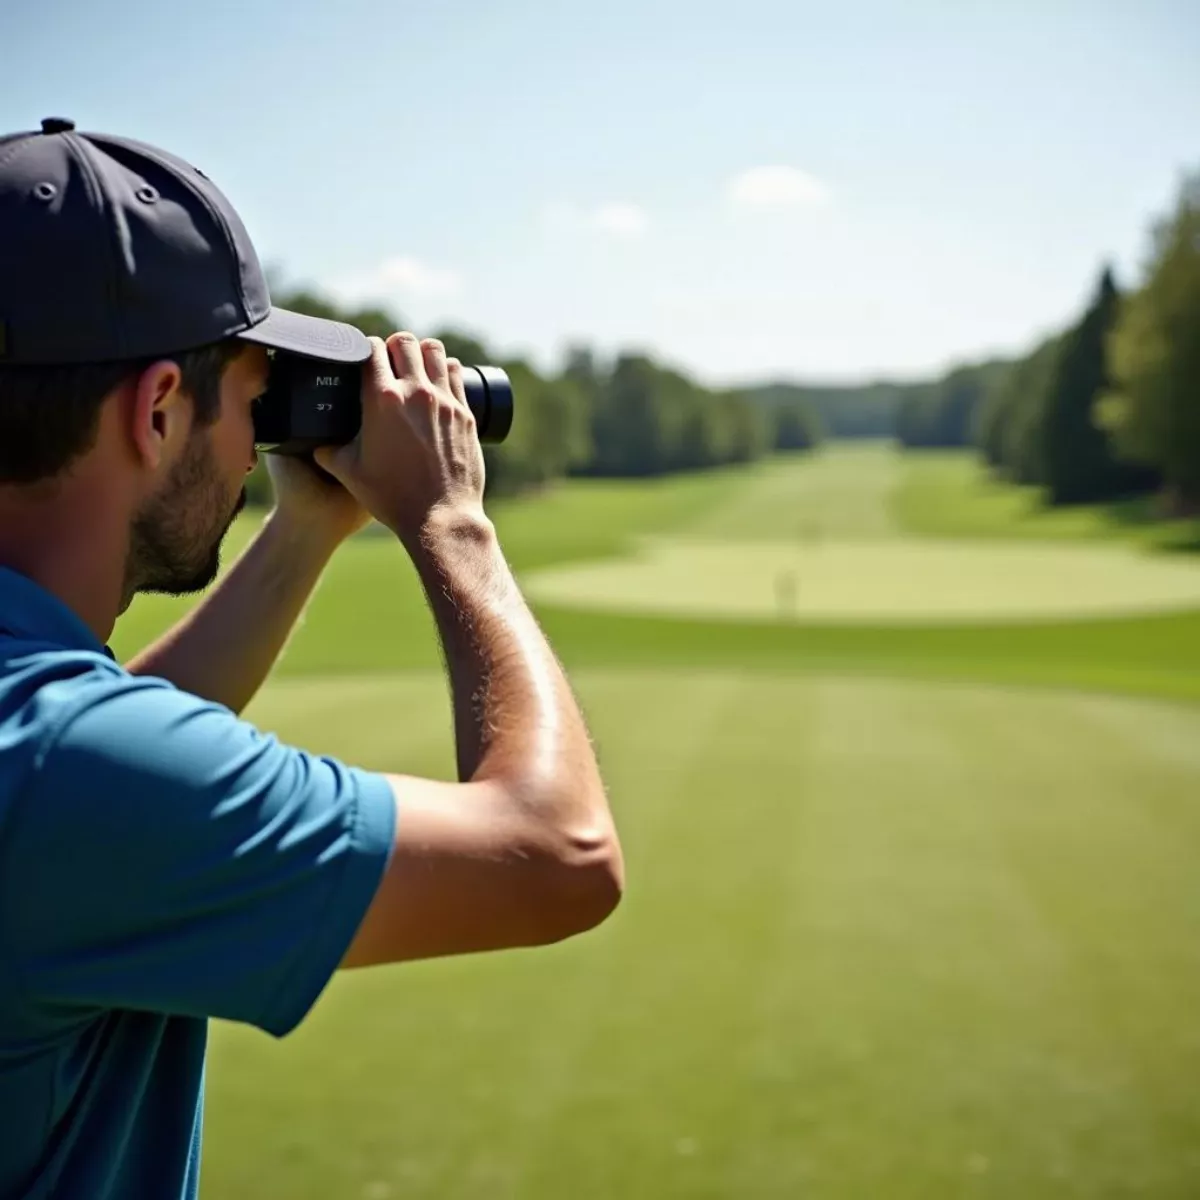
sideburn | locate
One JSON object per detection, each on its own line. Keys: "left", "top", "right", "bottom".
{"left": 125, "top": 431, "right": 231, "bottom": 598}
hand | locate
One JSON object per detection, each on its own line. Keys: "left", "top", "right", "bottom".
{"left": 265, "top": 452, "right": 373, "bottom": 546}
{"left": 311, "top": 333, "right": 487, "bottom": 548}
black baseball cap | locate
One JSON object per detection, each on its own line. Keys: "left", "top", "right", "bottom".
{"left": 0, "top": 117, "right": 372, "bottom": 366}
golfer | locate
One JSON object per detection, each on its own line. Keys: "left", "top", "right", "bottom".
{"left": 0, "top": 119, "right": 623, "bottom": 1199}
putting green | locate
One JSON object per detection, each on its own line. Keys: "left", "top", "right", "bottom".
{"left": 520, "top": 534, "right": 1200, "bottom": 624}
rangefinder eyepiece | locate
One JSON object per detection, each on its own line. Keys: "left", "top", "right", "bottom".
{"left": 253, "top": 351, "right": 514, "bottom": 455}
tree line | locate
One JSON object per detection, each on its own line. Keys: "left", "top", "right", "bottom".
{"left": 894, "top": 359, "right": 1013, "bottom": 450}
{"left": 905, "top": 169, "right": 1200, "bottom": 511}
{"left": 743, "top": 381, "right": 903, "bottom": 440}
{"left": 244, "top": 290, "right": 826, "bottom": 505}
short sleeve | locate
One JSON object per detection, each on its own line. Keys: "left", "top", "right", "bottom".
{"left": 2, "top": 671, "right": 397, "bottom": 1038}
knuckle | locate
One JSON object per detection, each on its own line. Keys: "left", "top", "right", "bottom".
{"left": 411, "top": 381, "right": 439, "bottom": 405}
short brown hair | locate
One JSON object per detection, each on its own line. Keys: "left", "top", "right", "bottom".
{"left": 0, "top": 339, "right": 244, "bottom": 485}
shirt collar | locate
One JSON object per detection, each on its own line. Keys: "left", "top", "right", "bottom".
{"left": 0, "top": 566, "right": 115, "bottom": 660}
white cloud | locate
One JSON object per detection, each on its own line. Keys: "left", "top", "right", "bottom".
{"left": 727, "top": 166, "right": 832, "bottom": 209}
{"left": 328, "top": 255, "right": 463, "bottom": 304}
{"left": 542, "top": 200, "right": 650, "bottom": 238}
{"left": 591, "top": 203, "right": 649, "bottom": 237}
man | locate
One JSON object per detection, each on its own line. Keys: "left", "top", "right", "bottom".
{"left": 0, "top": 119, "right": 623, "bottom": 1199}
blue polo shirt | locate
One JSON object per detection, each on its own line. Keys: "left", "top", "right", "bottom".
{"left": 0, "top": 566, "right": 397, "bottom": 1199}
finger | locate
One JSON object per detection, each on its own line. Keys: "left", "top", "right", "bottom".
{"left": 446, "top": 357, "right": 467, "bottom": 406}
{"left": 363, "top": 336, "right": 394, "bottom": 394}
{"left": 387, "top": 331, "right": 428, "bottom": 384}
{"left": 421, "top": 337, "right": 450, "bottom": 388}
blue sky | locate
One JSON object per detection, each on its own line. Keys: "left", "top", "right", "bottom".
{"left": 4, "top": 0, "right": 1198, "bottom": 386}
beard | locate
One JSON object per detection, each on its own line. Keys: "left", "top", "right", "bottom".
{"left": 124, "top": 431, "right": 246, "bottom": 601}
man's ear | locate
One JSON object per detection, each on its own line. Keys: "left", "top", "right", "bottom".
{"left": 128, "top": 360, "right": 186, "bottom": 470}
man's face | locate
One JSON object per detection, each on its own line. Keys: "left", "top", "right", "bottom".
{"left": 125, "top": 345, "right": 267, "bottom": 599}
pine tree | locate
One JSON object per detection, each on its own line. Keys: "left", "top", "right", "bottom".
{"left": 1100, "top": 172, "right": 1200, "bottom": 510}
{"left": 1041, "top": 267, "right": 1158, "bottom": 505}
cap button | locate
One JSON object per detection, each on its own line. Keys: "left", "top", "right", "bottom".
{"left": 41, "top": 117, "right": 76, "bottom": 134}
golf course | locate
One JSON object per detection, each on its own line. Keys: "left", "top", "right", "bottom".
{"left": 111, "top": 442, "right": 1200, "bottom": 1199}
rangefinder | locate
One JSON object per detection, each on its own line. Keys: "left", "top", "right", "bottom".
{"left": 252, "top": 351, "right": 514, "bottom": 455}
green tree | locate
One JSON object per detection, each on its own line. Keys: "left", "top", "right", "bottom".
{"left": 743, "top": 382, "right": 902, "bottom": 439}
{"left": 1040, "top": 267, "right": 1158, "bottom": 505}
{"left": 999, "top": 334, "right": 1064, "bottom": 485}
{"left": 973, "top": 364, "right": 1016, "bottom": 470}
{"left": 588, "top": 353, "right": 662, "bottom": 476}
{"left": 1099, "top": 171, "right": 1200, "bottom": 510}
{"left": 722, "top": 389, "right": 773, "bottom": 463}
{"left": 895, "top": 362, "right": 1009, "bottom": 449}
{"left": 482, "top": 359, "right": 592, "bottom": 498}
{"left": 773, "top": 397, "right": 825, "bottom": 452}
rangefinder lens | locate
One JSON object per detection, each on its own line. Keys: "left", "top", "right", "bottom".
{"left": 465, "top": 365, "right": 514, "bottom": 442}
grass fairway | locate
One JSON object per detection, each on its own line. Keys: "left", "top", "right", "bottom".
{"left": 106, "top": 443, "right": 1200, "bottom": 1197}
{"left": 892, "top": 449, "right": 1200, "bottom": 553}
{"left": 200, "top": 669, "right": 1200, "bottom": 1200}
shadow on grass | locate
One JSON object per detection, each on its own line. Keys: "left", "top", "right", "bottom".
{"left": 1149, "top": 525, "right": 1200, "bottom": 555}
{"left": 1008, "top": 489, "right": 1200, "bottom": 555}
{"left": 1099, "top": 496, "right": 1200, "bottom": 554}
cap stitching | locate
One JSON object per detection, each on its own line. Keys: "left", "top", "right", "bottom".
{"left": 0, "top": 135, "right": 38, "bottom": 172}
{"left": 62, "top": 133, "right": 125, "bottom": 357}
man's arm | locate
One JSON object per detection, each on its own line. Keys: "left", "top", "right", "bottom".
{"left": 307, "top": 331, "right": 623, "bottom": 967}
{"left": 340, "top": 505, "right": 623, "bottom": 966}
{"left": 124, "top": 508, "right": 339, "bottom": 713}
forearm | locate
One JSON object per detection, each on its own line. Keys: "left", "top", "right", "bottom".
{"left": 124, "top": 510, "right": 338, "bottom": 713}
{"left": 412, "top": 508, "right": 608, "bottom": 826}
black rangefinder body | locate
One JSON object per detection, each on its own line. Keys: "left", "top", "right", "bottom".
{"left": 253, "top": 351, "right": 514, "bottom": 455}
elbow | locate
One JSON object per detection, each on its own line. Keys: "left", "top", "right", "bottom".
{"left": 559, "top": 823, "right": 625, "bottom": 938}
{"left": 532, "top": 798, "right": 624, "bottom": 944}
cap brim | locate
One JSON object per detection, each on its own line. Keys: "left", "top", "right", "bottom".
{"left": 238, "top": 306, "right": 373, "bottom": 363}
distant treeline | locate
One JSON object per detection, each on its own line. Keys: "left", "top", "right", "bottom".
{"left": 974, "top": 171, "right": 1200, "bottom": 509}
{"left": 909, "top": 170, "right": 1198, "bottom": 510}
{"left": 741, "top": 382, "right": 904, "bottom": 440}
{"left": 246, "top": 291, "right": 825, "bottom": 502}
{"left": 749, "top": 362, "right": 1012, "bottom": 448}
